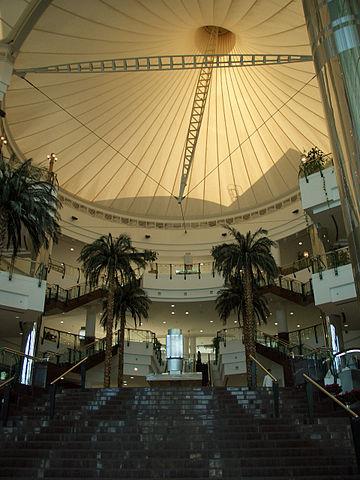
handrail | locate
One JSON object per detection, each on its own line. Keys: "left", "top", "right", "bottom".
{"left": 250, "top": 354, "right": 278, "bottom": 383}
{"left": 50, "top": 356, "right": 88, "bottom": 385}
{"left": 1, "top": 347, "right": 45, "bottom": 362}
{"left": 303, "top": 373, "right": 358, "bottom": 418}
{"left": 0, "top": 375, "right": 16, "bottom": 391}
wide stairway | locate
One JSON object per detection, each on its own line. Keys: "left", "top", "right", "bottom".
{"left": 0, "top": 387, "right": 358, "bottom": 479}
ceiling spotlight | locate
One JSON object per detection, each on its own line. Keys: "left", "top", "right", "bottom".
{"left": 210, "top": 320, "right": 213, "bottom": 323}
{"left": 185, "top": 311, "right": 189, "bottom": 315}
{"left": 171, "top": 304, "right": 175, "bottom": 307}
{"left": 19, "top": 332, "right": 23, "bottom": 335}
{"left": 297, "top": 324, "right": 300, "bottom": 328}
{"left": 234, "top": 320, "right": 237, "bottom": 323}
{"left": 134, "top": 367, "right": 138, "bottom": 371}
{"left": 200, "top": 329, "right": 203, "bottom": 333}
{"left": 15, "top": 316, "right": 19, "bottom": 319}
{"left": 60, "top": 320, "right": 64, "bottom": 324}
{"left": 274, "top": 322, "right": 278, "bottom": 326}
{"left": 344, "top": 324, "right": 349, "bottom": 328}
{"left": 163, "top": 321, "right": 166, "bottom": 324}
{"left": 70, "top": 247, "right": 74, "bottom": 251}
{"left": 298, "top": 241, "right": 303, "bottom": 246}
{"left": 171, "top": 311, "right": 175, "bottom": 315}
{"left": 290, "top": 312, "right": 294, "bottom": 315}
{"left": 130, "top": 376, "right": 134, "bottom": 379}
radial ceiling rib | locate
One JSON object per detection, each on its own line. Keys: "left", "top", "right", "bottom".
{"left": 186, "top": 72, "right": 317, "bottom": 198}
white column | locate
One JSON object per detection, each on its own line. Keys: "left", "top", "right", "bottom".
{"left": 276, "top": 305, "right": 288, "bottom": 342}
{"left": 0, "top": 44, "right": 13, "bottom": 100}
{"left": 271, "top": 242, "right": 281, "bottom": 267}
{"left": 85, "top": 305, "right": 98, "bottom": 341}
{"left": 189, "top": 336, "right": 197, "bottom": 357}
{"left": 327, "top": 314, "right": 344, "bottom": 353}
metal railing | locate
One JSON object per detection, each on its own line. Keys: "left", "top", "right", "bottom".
{"left": 250, "top": 354, "right": 279, "bottom": 418}
{"left": 303, "top": 373, "right": 360, "bottom": 470}
{"left": 0, "top": 375, "right": 16, "bottom": 426}
{"left": 0, "top": 255, "right": 47, "bottom": 284}
{"left": 49, "top": 357, "right": 88, "bottom": 419}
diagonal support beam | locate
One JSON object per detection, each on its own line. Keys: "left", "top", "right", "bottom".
{"left": 176, "top": 28, "right": 218, "bottom": 204}
{"left": 14, "top": 53, "right": 313, "bottom": 76}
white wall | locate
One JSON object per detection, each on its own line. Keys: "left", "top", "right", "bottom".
{"left": 312, "top": 264, "right": 356, "bottom": 306}
{"left": 300, "top": 166, "right": 340, "bottom": 214}
{"left": 59, "top": 194, "right": 306, "bottom": 262}
{"left": 0, "top": 271, "right": 46, "bottom": 313}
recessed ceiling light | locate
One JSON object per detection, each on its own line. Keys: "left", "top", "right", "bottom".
{"left": 200, "top": 262, "right": 204, "bottom": 266}
{"left": 19, "top": 332, "right": 23, "bottom": 335}
{"left": 185, "top": 311, "right": 189, "bottom": 315}
{"left": 210, "top": 320, "right": 213, "bottom": 323}
{"left": 61, "top": 377, "right": 64, "bottom": 380}
{"left": 234, "top": 320, "right": 237, "bottom": 323}
{"left": 344, "top": 324, "right": 349, "bottom": 328}
{"left": 274, "top": 322, "right": 278, "bottom": 326}
{"left": 163, "top": 321, "right": 166, "bottom": 324}
{"left": 171, "top": 312, "right": 175, "bottom": 315}
{"left": 297, "top": 324, "right": 300, "bottom": 328}
{"left": 70, "top": 247, "right": 74, "bottom": 251}
{"left": 171, "top": 304, "right": 175, "bottom": 307}
{"left": 15, "top": 316, "right": 19, "bottom": 319}
{"left": 290, "top": 312, "right": 294, "bottom": 315}
{"left": 130, "top": 376, "right": 134, "bottom": 379}
{"left": 298, "top": 241, "right": 303, "bottom": 246}
{"left": 200, "top": 330, "right": 203, "bottom": 333}
{"left": 60, "top": 320, "right": 64, "bottom": 324}
{"left": 134, "top": 367, "right": 138, "bottom": 371}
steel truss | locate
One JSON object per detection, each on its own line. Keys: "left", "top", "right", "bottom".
{"left": 15, "top": 53, "right": 312, "bottom": 76}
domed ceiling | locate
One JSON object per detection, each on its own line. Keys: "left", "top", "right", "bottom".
{"left": 5, "top": 0, "right": 330, "bottom": 220}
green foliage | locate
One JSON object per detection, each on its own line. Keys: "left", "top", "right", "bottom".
{"left": 79, "top": 233, "right": 157, "bottom": 288}
{"left": 211, "top": 226, "right": 278, "bottom": 283}
{"left": 0, "top": 156, "right": 61, "bottom": 257}
{"left": 299, "top": 147, "right": 333, "bottom": 179}
{"left": 101, "top": 280, "right": 152, "bottom": 330}
{"left": 216, "top": 277, "right": 270, "bottom": 326}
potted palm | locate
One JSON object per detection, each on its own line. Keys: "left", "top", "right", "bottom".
{"left": 101, "top": 279, "right": 151, "bottom": 387}
{"left": 79, "top": 233, "right": 156, "bottom": 387}
{"left": 212, "top": 227, "right": 277, "bottom": 387}
{"left": 0, "top": 156, "right": 61, "bottom": 263}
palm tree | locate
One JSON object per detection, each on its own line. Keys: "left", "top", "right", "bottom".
{"left": 212, "top": 227, "right": 278, "bottom": 387}
{"left": 79, "top": 233, "right": 157, "bottom": 387}
{"left": 0, "top": 157, "right": 61, "bottom": 260}
{"left": 216, "top": 277, "right": 270, "bottom": 327}
{"left": 101, "top": 280, "right": 151, "bottom": 387}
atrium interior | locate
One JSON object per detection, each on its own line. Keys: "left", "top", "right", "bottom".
{"left": 0, "top": 1, "right": 360, "bottom": 479}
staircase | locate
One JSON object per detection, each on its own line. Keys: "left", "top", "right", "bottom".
{"left": 0, "top": 387, "right": 358, "bottom": 479}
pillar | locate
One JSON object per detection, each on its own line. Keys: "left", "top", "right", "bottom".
{"left": 303, "top": 1, "right": 360, "bottom": 299}
{"left": 183, "top": 335, "right": 190, "bottom": 357}
{"left": 326, "top": 313, "right": 344, "bottom": 353}
{"left": 0, "top": 44, "right": 13, "bottom": 101}
{"left": 276, "top": 306, "right": 289, "bottom": 342}
{"left": 85, "top": 305, "right": 98, "bottom": 344}
{"left": 189, "top": 336, "right": 197, "bottom": 358}
{"left": 271, "top": 242, "right": 281, "bottom": 267}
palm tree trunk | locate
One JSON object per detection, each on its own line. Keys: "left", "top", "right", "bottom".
{"left": 243, "top": 268, "right": 256, "bottom": 388}
{"left": 103, "top": 278, "right": 115, "bottom": 388}
{"left": 117, "top": 312, "right": 126, "bottom": 388}
{"left": 0, "top": 207, "right": 8, "bottom": 259}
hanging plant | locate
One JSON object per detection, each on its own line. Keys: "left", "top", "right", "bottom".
{"left": 299, "top": 147, "right": 332, "bottom": 181}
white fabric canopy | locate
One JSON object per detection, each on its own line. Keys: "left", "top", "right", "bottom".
{"left": 5, "top": 0, "right": 329, "bottom": 220}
